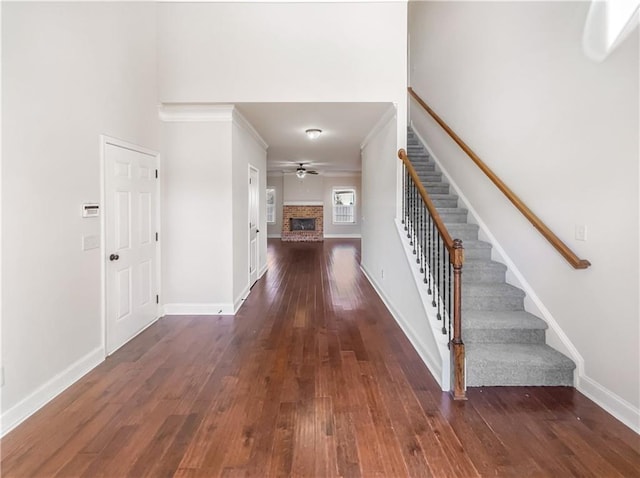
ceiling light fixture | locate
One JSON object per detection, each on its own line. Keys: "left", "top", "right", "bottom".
{"left": 296, "top": 169, "right": 306, "bottom": 179}
{"left": 305, "top": 128, "right": 322, "bottom": 140}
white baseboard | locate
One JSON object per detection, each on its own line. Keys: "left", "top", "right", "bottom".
{"left": 163, "top": 303, "right": 235, "bottom": 316}
{"left": 361, "top": 248, "right": 449, "bottom": 391}
{"left": 1, "top": 346, "right": 105, "bottom": 438}
{"left": 267, "top": 234, "right": 281, "bottom": 239}
{"left": 577, "top": 375, "right": 640, "bottom": 433}
{"left": 323, "top": 234, "right": 362, "bottom": 239}
{"left": 258, "top": 263, "right": 268, "bottom": 279}
{"left": 234, "top": 286, "right": 251, "bottom": 314}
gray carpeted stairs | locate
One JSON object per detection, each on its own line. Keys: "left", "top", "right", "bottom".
{"left": 406, "top": 128, "right": 575, "bottom": 387}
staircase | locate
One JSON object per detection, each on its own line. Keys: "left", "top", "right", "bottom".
{"left": 406, "top": 128, "right": 576, "bottom": 386}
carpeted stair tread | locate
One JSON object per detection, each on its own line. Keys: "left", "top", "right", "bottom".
{"left": 464, "top": 310, "right": 547, "bottom": 332}
{"left": 461, "top": 240, "right": 493, "bottom": 260}
{"left": 441, "top": 223, "right": 478, "bottom": 240}
{"left": 463, "top": 280, "right": 526, "bottom": 311}
{"left": 405, "top": 126, "right": 576, "bottom": 386}
{"left": 437, "top": 208, "right": 468, "bottom": 224}
{"left": 429, "top": 194, "right": 459, "bottom": 208}
{"left": 464, "top": 282, "right": 526, "bottom": 299}
{"left": 461, "top": 259, "right": 507, "bottom": 283}
{"left": 463, "top": 310, "right": 547, "bottom": 344}
{"left": 466, "top": 343, "right": 575, "bottom": 386}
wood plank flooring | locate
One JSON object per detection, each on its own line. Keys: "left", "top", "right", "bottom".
{"left": 2, "top": 239, "right": 639, "bottom": 477}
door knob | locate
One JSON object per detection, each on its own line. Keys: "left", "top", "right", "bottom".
{"left": 256, "top": 229, "right": 260, "bottom": 233}
{"left": 109, "top": 254, "right": 119, "bottom": 261}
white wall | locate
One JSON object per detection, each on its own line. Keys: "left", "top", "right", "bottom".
{"left": 323, "top": 175, "right": 362, "bottom": 237}
{"left": 161, "top": 121, "right": 233, "bottom": 310}
{"left": 158, "top": 2, "right": 407, "bottom": 106}
{"left": 2, "top": 2, "right": 159, "bottom": 428}
{"left": 267, "top": 174, "right": 284, "bottom": 237}
{"left": 283, "top": 174, "right": 324, "bottom": 202}
{"left": 232, "top": 117, "right": 268, "bottom": 306}
{"left": 361, "top": 111, "right": 443, "bottom": 385}
{"left": 409, "top": 1, "right": 640, "bottom": 424}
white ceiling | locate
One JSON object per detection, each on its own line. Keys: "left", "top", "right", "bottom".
{"left": 235, "top": 102, "right": 392, "bottom": 174}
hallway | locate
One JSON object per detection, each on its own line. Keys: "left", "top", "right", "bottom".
{"left": 1, "top": 239, "right": 638, "bottom": 477}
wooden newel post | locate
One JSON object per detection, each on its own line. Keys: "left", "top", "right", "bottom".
{"left": 451, "top": 239, "right": 466, "bottom": 400}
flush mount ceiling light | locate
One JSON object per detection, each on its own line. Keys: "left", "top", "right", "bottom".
{"left": 305, "top": 128, "right": 322, "bottom": 140}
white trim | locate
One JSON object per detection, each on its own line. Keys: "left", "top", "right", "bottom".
{"left": 267, "top": 234, "right": 282, "bottom": 238}
{"left": 234, "top": 285, "right": 251, "bottom": 314}
{"left": 323, "top": 234, "right": 362, "bottom": 239}
{"left": 1, "top": 346, "right": 104, "bottom": 438}
{"left": 266, "top": 187, "right": 276, "bottom": 224}
{"left": 332, "top": 186, "right": 357, "bottom": 224}
{"left": 232, "top": 108, "right": 268, "bottom": 150}
{"left": 258, "top": 263, "right": 268, "bottom": 279}
{"left": 157, "top": 104, "right": 269, "bottom": 153}
{"left": 361, "top": 260, "right": 448, "bottom": 391}
{"left": 100, "top": 135, "right": 162, "bottom": 356}
{"left": 283, "top": 200, "right": 323, "bottom": 206}
{"left": 248, "top": 165, "right": 260, "bottom": 292}
{"left": 158, "top": 103, "right": 234, "bottom": 122}
{"left": 163, "top": 303, "right": 235, "bottom": 316}
{"left": 578, "top": 375, "right": 640, "bottom": 433}
{"left": 361, "top": 104, "right": 397, "bottom": 150}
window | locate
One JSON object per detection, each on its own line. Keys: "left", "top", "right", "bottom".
{"left": 266, "top": 188, "right": 276, "bottom": 224}
{"left": 333, "top": 188, "right": 356, "bottom": 224}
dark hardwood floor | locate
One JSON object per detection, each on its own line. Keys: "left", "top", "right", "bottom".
{"left": 2, "top": 239, "right": 639, "bottom": 477}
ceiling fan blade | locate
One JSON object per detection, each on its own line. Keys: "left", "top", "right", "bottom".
{"left": 307, "top": 170, "right": 319, "bottom": 175}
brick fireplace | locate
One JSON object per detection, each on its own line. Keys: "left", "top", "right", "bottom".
{"left": 282, "top": 204, "right": 323, "bottom": 242}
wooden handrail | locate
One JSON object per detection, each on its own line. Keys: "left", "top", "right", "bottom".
{"left": 398, "top": 149, "right": 456, "bottom": 256}
{"left": 408, "top": 87, "right": 591, "bottom": 270}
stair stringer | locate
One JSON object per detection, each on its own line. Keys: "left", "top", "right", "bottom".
{"left": 409, "top": 121, "right": 583, "bottom": 384}
{"left": 394, "top": 218, "right": 451, "bottom": 390}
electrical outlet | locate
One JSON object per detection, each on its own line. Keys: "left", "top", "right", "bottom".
{"left": 381, "top": 268, "right": 384, "bottom": 279}
{"left": 575, "top": 225, "right": 587, "bottom": 241}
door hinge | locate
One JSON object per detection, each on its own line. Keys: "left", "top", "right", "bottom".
{"left": 155, "top": 169, "right": 158, "bottom": 179}
{"left": 156, "top": 294, "right": 159, "bottom": 304}
{"left": 155, "top": 232, "right": 159, "bottom": 242}
{"left": 249, "top": 178, "right": 252, "bottom": 184}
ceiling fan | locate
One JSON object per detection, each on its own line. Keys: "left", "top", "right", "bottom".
{"left": 294, "top": 163, "right": 319, "bottom": 178}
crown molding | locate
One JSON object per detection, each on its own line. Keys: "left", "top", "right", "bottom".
{"left": 158, "top": 103, "right": 268, "bottom": 150}
{"left": 232, "top": 109, "right": 269, "bottom": 150}
{"left": 360, "top": 104, "right": 397, "bottom": 151}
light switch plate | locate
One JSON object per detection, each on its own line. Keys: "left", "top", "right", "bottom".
{"left": 575, "top": 225, "right": 587, "bottom": 241}
{"left": 82, "top": 235, "right": 100, "bottom": 251}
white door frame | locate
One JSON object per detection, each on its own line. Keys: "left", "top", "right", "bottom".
{"left": 100, "top": 135, "right": 162, "bottom": 356}
{"left": 248, "top": 165, "right": 260, "bottom": 288}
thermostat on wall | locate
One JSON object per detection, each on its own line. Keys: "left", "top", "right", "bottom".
{"left": 82, "top": 203, "right": 100, "bottom": 218}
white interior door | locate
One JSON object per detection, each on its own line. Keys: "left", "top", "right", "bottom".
{"left": 249, "top": 166, "right": 259, "bottom": 287}
{"left": 105, "top": 140, "right": 159, "bottom": 354}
